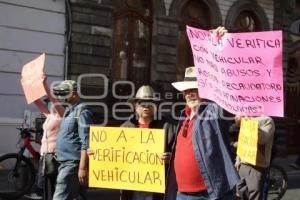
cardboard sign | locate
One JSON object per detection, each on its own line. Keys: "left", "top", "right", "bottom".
{"left": 237, "top": 118, "right": 259, "bottom": 165}
{"left": 20, "top": 54, "right": 46, "bottom": 104}
{"left": 89, "top": 127, "right": 165, "bottom": 193}
{"left": 187, "top": 26, "right": 283, "bottom": 117}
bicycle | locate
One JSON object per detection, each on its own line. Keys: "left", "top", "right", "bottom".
{"left": 0, "top": 128, "right": 41, "bottom": 199}
{"left": 265, "top": 164, "right": 288, "bottom": 200}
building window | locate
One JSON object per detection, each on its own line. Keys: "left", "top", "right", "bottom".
{"left": 233, "top": 11, "right": 261, "bottom": 32}
{"left": 112, "top": 1, "right": 152, "bottom": 86}
{"left": 225, "top": 1, "right": 269, "bottom": 32}
{"left": 176, "top": 0, "right": 211, "bottom": 81}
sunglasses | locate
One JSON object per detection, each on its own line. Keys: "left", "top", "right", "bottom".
{"left": 53, "top": 90, "right": 72, "bottom": 97}
{"left": 182, "top": 118, "right": 190, "bottom": 137}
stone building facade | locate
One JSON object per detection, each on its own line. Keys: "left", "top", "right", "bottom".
{"left": 66, "top": 0, "right": 300, "bottom": 154}
{"left": 67, "top": 0, "right": 274, "bottom": 92}
{"left": 0, "top": 0, "right": 65, "bottom": 154}
{"left": 275, "top": 0, "right": 300, "bottom": 154}
{"left": 1, "top": 0, "right": 299, "bottom": 155}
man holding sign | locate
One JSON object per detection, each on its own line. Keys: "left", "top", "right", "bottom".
{"left": 121, "top": 85, "right": 176, "bottom": 200}
{"left": 172, "top": 24, "right": 282, "bottom": 200}
{"left": 235, "top": 116, "right": 275, "bottom": 200}
{"left": 165, "top": 65, "right": 239, "bottom": 200}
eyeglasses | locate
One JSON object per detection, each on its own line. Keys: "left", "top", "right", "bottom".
{"left": 136, "top": 100, "right": 156, "bottom": 107}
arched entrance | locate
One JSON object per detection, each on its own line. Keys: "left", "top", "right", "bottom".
{"left": 171, "top": 0, "right": 220, "bottom": 81}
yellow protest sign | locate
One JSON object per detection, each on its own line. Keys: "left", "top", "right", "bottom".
{"left": 237, "top": 118, "right": 259, "bottom": 165}
{"left": 89, "top": 126, "right": 165, "bottom": 193}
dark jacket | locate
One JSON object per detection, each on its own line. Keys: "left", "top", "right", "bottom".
{"left": 120, "top": 116, "right": 176, "bottom": 200}
{"left": 164, "top": 102, "right": 239, "bottom": 200}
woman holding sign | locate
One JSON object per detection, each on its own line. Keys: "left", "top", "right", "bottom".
{"left": 24, "top": 76, "right": 64, "bottom": 200}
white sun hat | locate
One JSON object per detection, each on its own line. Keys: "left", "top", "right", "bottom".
{"left": 172, "top": 66, "right": 198, "bottom": 91}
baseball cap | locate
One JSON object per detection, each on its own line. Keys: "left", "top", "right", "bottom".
{"left": 53, "top": 80, "right": 77, "bottom": 97}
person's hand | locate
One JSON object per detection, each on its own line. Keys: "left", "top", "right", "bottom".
{"left": 42, "top": 74, "right": 50, "bottom": 91}
{"left": 235, "top": 159, "right": 241, "bottom": 171}
{"left": 232, "top": 141, "right": 238, "bottom": 148}
{"left": 161, "top": 152, "right": 171, "bottom": 164}
{"left": 42, "top": 74, "right": 47, "bottom": 84}
{"left": 211, "top": 26, "right": 228, "bottom": 37}
{"left": 87, "top": 148, "right": 94, "bottom": 156}
{"left": 78, "top": 168, "right": 88, "bottom": 185}
{"left": 235, "top": 115, "right": 242, "bottom": 127}
{"left": 230, "top": 141, "right": 238, "bottom": 148}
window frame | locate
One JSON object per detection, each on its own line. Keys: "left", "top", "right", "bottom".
{"left": 111, "top": 3, "right": 153, "bottom": 85}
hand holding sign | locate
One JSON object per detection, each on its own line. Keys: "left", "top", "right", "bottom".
{"left": 210, "top": 26, "right": 228, "bottom": 37}
{"left": 20, "top": 54, "right": 47, "bottom": 104}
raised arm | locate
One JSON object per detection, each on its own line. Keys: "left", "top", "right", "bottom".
{"left": 34, "top": 99, "right": 50, "bottom": 116}
{"left": 43, "top": 77, "right": 65, "bottom": 117}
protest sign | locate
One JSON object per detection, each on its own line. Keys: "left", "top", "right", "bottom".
{"left": 21, "top": 54, "right": 46, "bottom": 104}
{"left": 187, "top": 26, "right": 283, "bottom": 117}
{"left": 237, "top": 118, "right": 259, "bottom": 165}
{"left": 89, "top": 126, "right": 165, "bottom": 193}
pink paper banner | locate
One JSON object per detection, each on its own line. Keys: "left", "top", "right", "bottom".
{"left": 187, "top": 26, "right": 283, "bottom": 117}
{"left": 21, "top": 53, "right": 46, "bottom": 104}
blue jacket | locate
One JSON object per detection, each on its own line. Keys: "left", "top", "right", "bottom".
{"left": 56, "top": 102, "right": 94, "bottom": 161}
{"left": 164, "top": 102, "right": 239, "bottom": 200}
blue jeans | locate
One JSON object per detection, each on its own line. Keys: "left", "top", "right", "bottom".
{"left": 176, "top": 191, "right": 209, "bottom": 200}
{"left": 53, "top": 160, "right": 86, "bottom": 200}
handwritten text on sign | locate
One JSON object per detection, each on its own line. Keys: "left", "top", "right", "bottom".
{"left": 89, "top": 127, "right": 165, "bottom": 193}
{"left": 237, "top": 118, "right": 258, "bottom": 165}
{"left": 187, "top": 26, "right": 283, "bottom": 117}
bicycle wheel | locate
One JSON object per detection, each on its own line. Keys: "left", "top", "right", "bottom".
{"left": 0, "top": 153, "right": 35, "bottom": 199}
{"left": 268, "top": 164, "right": 288, "bottom": 200}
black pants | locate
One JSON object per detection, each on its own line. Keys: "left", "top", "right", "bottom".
{"left": 37, "top": 156, "right": 58, "bottom": 200}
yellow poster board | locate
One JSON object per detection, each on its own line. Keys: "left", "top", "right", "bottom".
{"left": 237, "top": 118, "right": 258, "bottom": 165}
{"left": 89, "top": 126, "right": 165, "bottom": 193}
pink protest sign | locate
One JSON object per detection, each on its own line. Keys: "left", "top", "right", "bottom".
{"left": 21, "top": 53, "right": 46, "bottom": 104}
{"left": 187, "top": 26, "right": 283, "bottom": 117}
